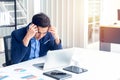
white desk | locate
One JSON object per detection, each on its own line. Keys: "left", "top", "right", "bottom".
{"left": 0, "top": 48, "right": 120, "bottom": 80}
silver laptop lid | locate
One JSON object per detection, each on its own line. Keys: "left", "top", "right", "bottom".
{"left": 43, "top": 48, "right": 74, "bottom": 70}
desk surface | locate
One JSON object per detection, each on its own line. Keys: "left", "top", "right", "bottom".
{"left": 0, "top": 48, "right": 120, "bottom": 80}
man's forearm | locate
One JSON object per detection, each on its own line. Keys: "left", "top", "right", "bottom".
{"left": 23, "top": 36, "right": 31, "bottom": 47}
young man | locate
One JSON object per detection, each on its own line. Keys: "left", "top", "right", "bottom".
{"left": 11, "top": 13, "right": 62, "bottom": 65}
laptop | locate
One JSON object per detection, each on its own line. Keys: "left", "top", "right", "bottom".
{"left": 33, "top": 48, "right": 74, "bottom": 70}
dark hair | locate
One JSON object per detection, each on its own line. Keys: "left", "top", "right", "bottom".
{"left": 32, "top": 13, "right": 50, "bottom": 27}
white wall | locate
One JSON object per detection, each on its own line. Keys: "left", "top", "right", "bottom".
{"left": 0, "top": 38, "right": 4, "bottom": 52}
{"left": 27, "top": 0, "right": 34, "bottom": 23}
{"left": 101, "top": 0, "right": 120, "bottom": 25}
{"left": 34, "top": 0, "right": 88, "bottom": 48}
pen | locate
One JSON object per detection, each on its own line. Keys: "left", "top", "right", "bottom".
{"left": 44, "top": 39, "right": 50, "bottom": 44}
{"left": 51, "top": 72, "right": 66, "bottom": 75}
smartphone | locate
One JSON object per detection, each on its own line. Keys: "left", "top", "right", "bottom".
{"left": 63, "top": 66, "right": 88, "bottom": 74}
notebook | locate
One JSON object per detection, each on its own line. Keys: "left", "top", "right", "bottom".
{"left": 43, "top": 70, "right": 72, "bottom": 80}
{"left": 33, "top": 48, "right": 74, "bottom": 70}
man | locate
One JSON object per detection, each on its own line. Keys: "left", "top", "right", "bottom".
{"left": 11, "top": 13, "right": 62, "bottom": 65}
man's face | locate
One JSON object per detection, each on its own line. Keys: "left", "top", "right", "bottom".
{"left": 35, "top": 26, "right": 49, "bottom": 40}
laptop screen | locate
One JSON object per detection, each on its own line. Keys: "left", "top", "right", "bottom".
{"left": 33, "top": 48, "right": 74, "bottom": 70}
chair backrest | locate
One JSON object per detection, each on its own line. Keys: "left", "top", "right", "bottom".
{"left": 3, "top": 35, "right": 11, "bottom": 66}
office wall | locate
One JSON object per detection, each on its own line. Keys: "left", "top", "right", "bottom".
{"left": 34, "top": 0, "right": 88, "bottom": 48}
{"left": 0, "top": 38, "right": 4, "bottom": 52}
{"left": 26, "top": 0, "right": 34, "bottom": 23}
{"left": 100, "top": 0, "right": 120, "bottom": 25}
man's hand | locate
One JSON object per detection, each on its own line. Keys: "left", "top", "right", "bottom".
{"left": 48, "top": 26, "right": 60, "bottom": 44}
{"left": 26, "top": 24, "right": 38, "bottom": 39}
{"left": 23, "top": 24, "right": 38, "bottom": 47}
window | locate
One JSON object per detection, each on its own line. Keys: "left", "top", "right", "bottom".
{"left": 0, "top": 0, "right": 27, "bottom": 37}
{"left": 88, "top": 0, "right": 101, "bottom": 44}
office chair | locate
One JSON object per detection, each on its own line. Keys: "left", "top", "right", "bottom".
{"left": 2, "top": 35, "right": 11, "bottom": 67}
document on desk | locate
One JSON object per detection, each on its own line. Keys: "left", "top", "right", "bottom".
{"left": 0, "top": 73, "right": 13, "bottom": 80}
{"left": 0, "top": 67, "right": 44, "bottom": 80}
